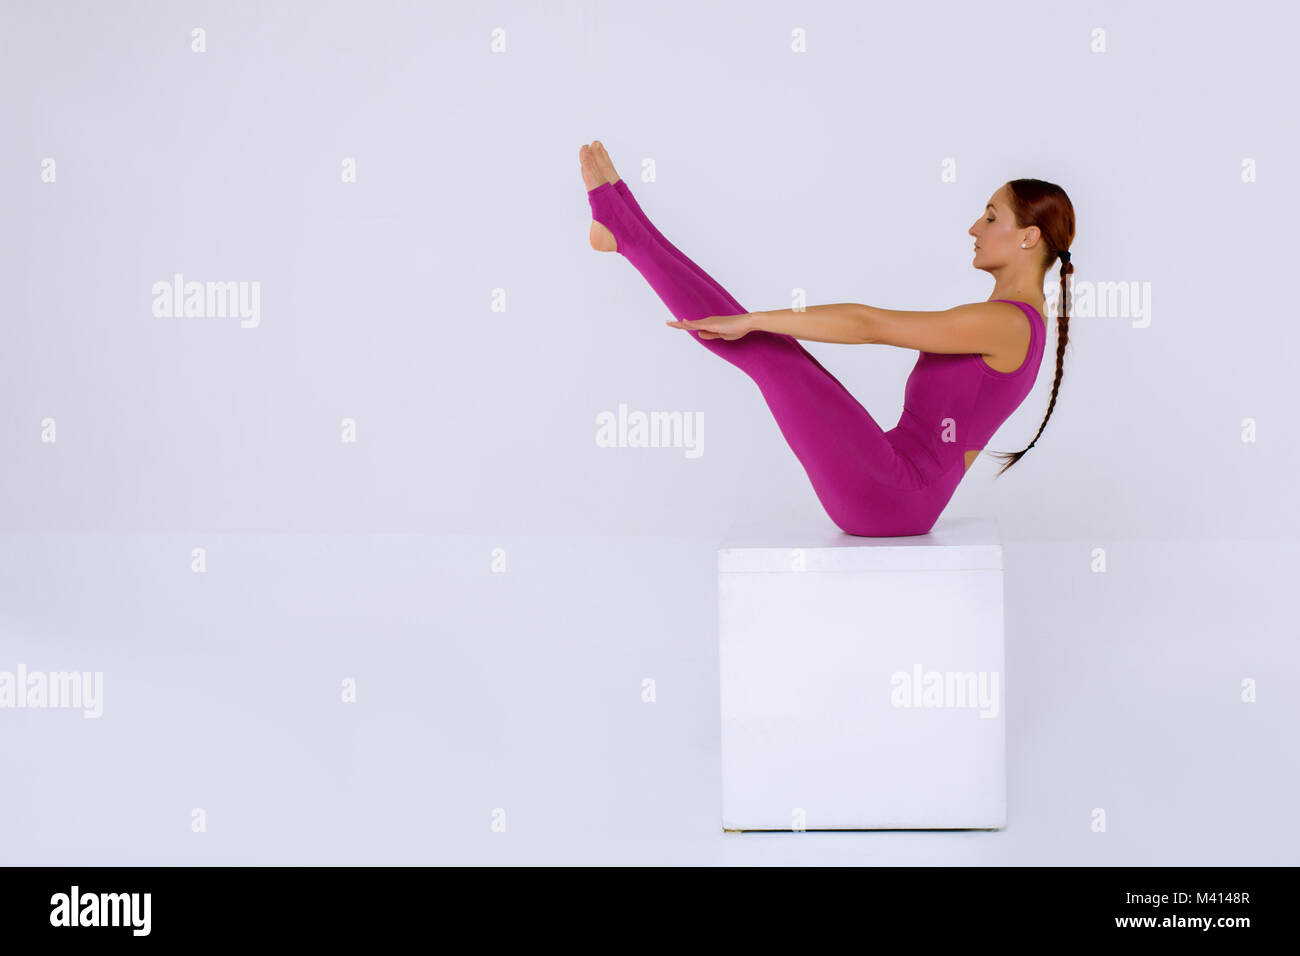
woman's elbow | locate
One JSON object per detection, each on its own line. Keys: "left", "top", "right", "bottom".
{"left": 854, "top": 305, "right": 880, "bottom": 345}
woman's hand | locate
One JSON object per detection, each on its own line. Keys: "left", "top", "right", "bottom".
{"left": 664, "top": 312, "right": 756, "bottom": 341}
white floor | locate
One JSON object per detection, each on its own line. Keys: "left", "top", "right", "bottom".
{"left": 1, "top": 532, "right": 1295, "bottom": 866}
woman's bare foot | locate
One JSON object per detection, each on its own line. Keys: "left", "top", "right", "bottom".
{"left": 581, "top": 141, "right": 621, "bottom": 253}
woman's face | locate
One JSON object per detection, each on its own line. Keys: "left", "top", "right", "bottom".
{"left": 969, "top": 186, "right": 1019, "bottom": 267}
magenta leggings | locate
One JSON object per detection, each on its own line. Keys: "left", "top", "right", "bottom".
{"left": 587, "top": 179, "right": 953, "bottom": 536}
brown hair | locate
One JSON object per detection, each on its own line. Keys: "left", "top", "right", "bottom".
{"left": 990, "top": 178, "right": 1075, "bottom": 476}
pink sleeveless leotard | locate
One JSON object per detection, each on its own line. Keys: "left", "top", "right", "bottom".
{"left": 883, "top": 299, "right": 1048, "bottom": 532}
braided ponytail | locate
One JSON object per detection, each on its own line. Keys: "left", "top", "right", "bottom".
{"left": 989, "top": 179, "right": 1075, "bottom": 477}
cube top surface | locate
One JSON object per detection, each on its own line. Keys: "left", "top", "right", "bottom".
{"left": 717, "top": 516, "right": 1002, "bottom": 573}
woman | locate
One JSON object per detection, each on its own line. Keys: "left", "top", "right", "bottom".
{"left": 582, "top": 141, "right": 1074, "bottom": 536}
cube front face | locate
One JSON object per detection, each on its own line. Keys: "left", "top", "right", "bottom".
{"left": 719, "top": 554, "right": 1006, "bottom": 831}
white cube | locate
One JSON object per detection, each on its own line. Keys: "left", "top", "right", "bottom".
{"left": 718, "top": 516, "right": 1006, "bottom": 831}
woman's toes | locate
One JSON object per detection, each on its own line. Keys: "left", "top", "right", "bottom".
{"left": 579, "top": 144, "right": 604, "bottom": 191}
{"left": 591, "top": 141, "right": 621, "bottom": 184}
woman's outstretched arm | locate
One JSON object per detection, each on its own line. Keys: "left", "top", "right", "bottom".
{"left": 751, "top": 300, "right": 1024, "bottom": 354}
{"left": 746, "top": 304, "right": 871, "bottom": 344}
